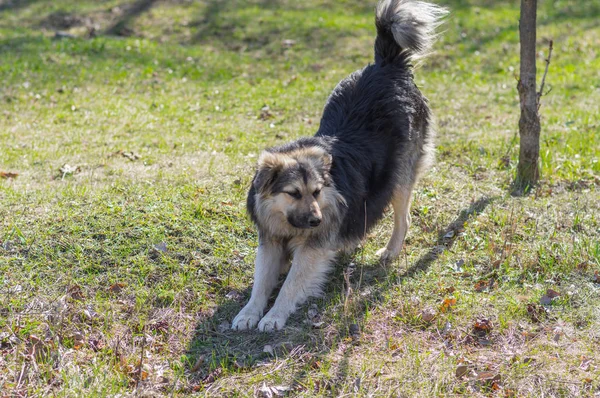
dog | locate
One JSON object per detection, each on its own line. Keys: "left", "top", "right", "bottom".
{"left": 232, "top": 0, "right": 447, "bottom": 332}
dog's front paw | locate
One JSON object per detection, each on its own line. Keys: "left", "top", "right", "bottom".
{"left": 376, "top": 247, "right": 400, "bottom": 264}
{"left": 231, "top": 306, "right": 262, "bottom": 331}
{"left": 257, "top": 311, "right": 288, "bottom": 332}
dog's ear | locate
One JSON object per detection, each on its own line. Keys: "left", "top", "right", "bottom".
{"left": 253, "top": 151, "right": 283, "bottom": 193}
{"left": 320, "top": 152, "right": 332, "bottom": 171}
{"left": 303, "top": 146, "right": 332, "bottom": 171}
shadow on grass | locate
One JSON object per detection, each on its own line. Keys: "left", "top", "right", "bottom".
{"left": 0, "top": 0, "right": 41, "bottom": 12}
{"left": 105, "top": 0, "right": 159, "bottom": 36}
{"left": 184, "top": 196, "right": 493, "bottom": 390}
{"left": 189, "top": 0, "right": 370, "bottom": 54}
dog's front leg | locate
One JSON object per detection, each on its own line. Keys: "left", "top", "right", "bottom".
{"left": 231, "top": 238, "right": 286, "bottom": 330}
{"left": 258, "top": 245, "right": 336, "bottom": 332}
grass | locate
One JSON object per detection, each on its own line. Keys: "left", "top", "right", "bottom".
{"left": 0, "top": 0, "right": 599, "bottom": 396}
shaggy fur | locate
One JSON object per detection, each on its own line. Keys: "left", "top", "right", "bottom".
{"left": 232, "top": 0, "right": 448, "bottom": 332}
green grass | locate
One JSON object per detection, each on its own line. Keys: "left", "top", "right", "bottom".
{"left": 1, "top": 0, "right": 599, "bottom": 396}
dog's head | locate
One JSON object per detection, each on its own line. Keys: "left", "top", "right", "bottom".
{"left": 251, "top": 145, "right": 334, "bottom": 231}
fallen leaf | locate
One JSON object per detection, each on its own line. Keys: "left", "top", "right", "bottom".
{"left": 89, "top": 338, "right": 105, "bottom": 352}
{"left": 593, "top": 271, "right": 600, "bottom": 284}
{"left": 526, "top": 303, "right": 547, "bottom": 323}
{"left": 539, "top": 295, "right": 553, "bottom": 305}
{"left": 191, "top": 355, "right": 205, "bottom": 373}
{"left": 476, "top": 372, "right": 501, "bottom": 382}
{"left": 307, "top": 303, "right": 319, "bottom": 320}
{"left": 259, "top": 105, "right": 274, "bottom": 120}
{"left": 67, "top": 284, "right": 85, "bottom": 300}
{"left": 225, "top": 291, "right": 243, "bottom": 301}
{"left": 474, "top": 280, "right": 488, "bottom": 292}
{"left": 217, "top": 321, "right": 230, "bottom": 333}
{"left": 108, "top": 282, "right": 126, "bottom": 294}
{"left": 149, "top": 320, "right": 169, "bottom": 334}
{"left": 121, "top": 151, "right": 141, "bottom": 161}
{"left": 456, "top": 364, "right": 469, "bottom": 378}
{"left": 473, "top": 318, "right": 493, "bottom": 332}
{"left": 579, "top": 357, "right": 592, "bottom": 371}
{"left": 546, "top": 289, "right": 560, "bottom": 298}
{"left": 258, "top": 383, "right": 291, "bottom": 398}
{"left": 202, "top": 367, "right": 222, "bottom": 385}
{"left": 59, "top": 164, "right": 80, "bottom": 176}
{"left": 440, "top": 297, "right": 457, "bottom": 313}
{"left": 263, "top": 345, "right": 274, "bottom": 355}
{"left": 153, "top": 242, "right": 167, "bottom": 252}
{"left": 282, "top": 39, "right": 296, "bottom": 47}
{"left": 420, "top": 307, "right": 437, "bottom": 322}
{"left": 0, "top": 171, "right": 19, "bottom": 179}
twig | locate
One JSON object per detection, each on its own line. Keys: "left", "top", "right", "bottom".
{"left": 16, "top": 362, "right": 28, "bottom": 389}
{"left": 136, "top": 326, "right": 146, "bottom": 390}
{"left": 537, "top": 39, "right": 553, "bottom": 110}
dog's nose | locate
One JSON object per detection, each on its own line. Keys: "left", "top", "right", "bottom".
{"left": 308, "top": 216, "right": 321, "bottom": 227}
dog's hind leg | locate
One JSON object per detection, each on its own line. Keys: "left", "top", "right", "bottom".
{"left": 232, "top": 238, "right": 287, "bottom": 330}
{"left": 377, "top": 185, "right": 413, "bottom": 264}
{"left": 257, "top": 245, "right": 336, "bottom": 332}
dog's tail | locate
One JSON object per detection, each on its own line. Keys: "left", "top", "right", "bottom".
{"left": 374, "top": 0, "right": 448, "bottom": 65}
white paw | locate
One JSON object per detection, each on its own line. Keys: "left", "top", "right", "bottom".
{"left": 376, "top": 247, "right": 400, "bottom": 264}
{"left": 257, "top": 311, "right": 288, "bottom": 332}
{"left": 231, "top": 306, "right": 262, "bottom": 331}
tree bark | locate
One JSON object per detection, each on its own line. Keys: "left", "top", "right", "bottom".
{"left": 515, "top": 0, "right": 540, "bottom": 194}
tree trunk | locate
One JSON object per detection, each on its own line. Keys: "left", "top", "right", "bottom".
{"left": 515, "top": 0, "right": 540, "bottom": 194}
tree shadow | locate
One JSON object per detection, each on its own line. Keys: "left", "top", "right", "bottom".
{"left": 184, "top": 196, "right": 493, "bottom": 390}
{"left": 0, "top": 0, "right": 40, "bottom": 13}
{"left": 188, "top": 0, "right": 371, "bottom": 54}
{"left": 104, "top": 0, "right": 159, "bottom": 36}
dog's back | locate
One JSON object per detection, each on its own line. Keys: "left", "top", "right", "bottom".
{"left": 315, "top": 0, "right": 447, "bottom": 242}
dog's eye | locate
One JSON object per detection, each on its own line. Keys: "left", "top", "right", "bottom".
{"left": 313, "top": 189, "right": 321, "bottom": 198}
{"left": 286, "top": 191, "right": 302, "bottom": 199}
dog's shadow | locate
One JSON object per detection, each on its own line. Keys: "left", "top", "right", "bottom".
{"left": 185, "top": 196, "right": 493, "bottom": 387}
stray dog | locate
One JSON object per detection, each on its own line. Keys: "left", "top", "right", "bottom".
{"left": 232, "top": 0, "right": 447, "bottom": 332}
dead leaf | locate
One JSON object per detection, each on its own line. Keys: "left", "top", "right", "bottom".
{"left": 440, "top": 297, "right": 457, "bottom": 313}
{"left": 456, "top": 364, "right": 469, "bottom": 378}
{"left": 259, "top": 105, "right": 274, "bottom": 120}
{"left": 89, "top": 338, "right": 104, "bottom": 352}
{"left": 473, "top": 318, "right": 493, "bottom": 332}
{"left": 0, "top": 171, "right": 19, "bottom": 179}
{"left": 67, "top": 284, "right": 85, "bottom": 300}
{"left": 258, "top": 383, "right": 291, "bottom": 397}
{"left": 108, "top": 282, "right": 125, "bottom": 294}
{"left": 153, "top": 242, "right": 167, "bottom": 252}
{"left": 476, "top": 372, "right": 501, "bottom": 382}
{"left": 539, "top": 295, "right": 553, "bottom": 305}
{"left": 593, "top": 271, "right": 600, "bottom": 284}
{"left": 579, "top": 357, "right": 592, "bottom": 371}
{"left": 263, "top": 345, "right": 274, "bottom": 356}
{"left": 191, "top": 355, "right": 205, "bottom": 373}
{"left": 217, "top": 321, "right": 230, "bottom": 333}
{"left": 59, "top": 164, "right": 80, "bottom": 176}
{"left": 474, "top": 280, "right": 487, "bottom": 292}
{"left": 420, "top": 307, "right": 436, "bottom": 322}
{"left": 202, "top": 367, "right": 222, "bottom": 385}
{"left": 526, "top": 303, "right": 547, "bottom": 322}
{"left": 149, "top": 320, "right": 169, "bottom": 334}
{"left": 546, "top": 289, "right": 560, "bottom": 298}
{"left": 282, "top": 39, "right": 296, "bottom": 47}
{"left": 121, "top": 151, "right": 141, "bottom": 161}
